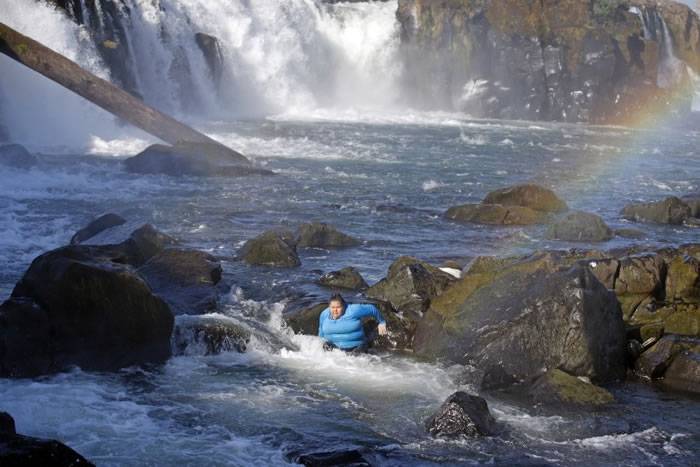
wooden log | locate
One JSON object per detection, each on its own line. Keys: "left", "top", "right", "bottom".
{"left": 0, "top": 21, "right": 247, "bottom": 162}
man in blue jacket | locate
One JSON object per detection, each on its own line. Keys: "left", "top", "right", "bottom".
{"left": 318, "top": 294, "right": 387, "bottom": 352}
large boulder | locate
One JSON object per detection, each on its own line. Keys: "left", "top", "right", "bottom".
{"left": 124, "top": 223, "right": 179, "bottom": 266}
{"left": 318, "top": 267, "right": 368, "bottom": 290}
{"left": 138, "top": 249, "right": 222, "bottom": 315}
{"left": 70, "top": 213, "right": 126, "bottom": 245}
{"left": 414, "top": 264, "right": 627, "bottom": 386}
{"left": 0, "top": 245, "right": 173, "bottom": 377}
{"left": 0, "top": 144, "right": 37, "bottom": 169}
{"left": 0, "top": 412, "right": 93, "bottom": 466}
{"left": 634, "top": 334, "right": 700, "bottom": 380}
{"left": 483, "top": 184, "right": 568, "bottom": 213}
{"left": 546, "top": 211, "right": 613, "bottom": 242}
{"left": 621, "top": 196, "right": 691, "bottom": 225}
{"left": 239, "top": 229, "right": 300, "bottom": 267}
{"left": 295, "top": 223, "right": 360, "bottom": 248}
{"left": 366, "top": 256, "right": 455, "bottom": 319}
{"left": 445, "top": 203, "right": 551, "bottom": 225}
{"left": 172, "top": 314, "right": 250, "bottom": 355}
{"left": 124, "top": 142, "right": 272, "bottom": 177}
{"left": 662, "top": 350, "right": 700, "bottom": 394}
{"left": 426, "top": 391, "right": 496, "bottom": 438}
{"left": 527, "top": 369, "right": 615, "bottom": 409}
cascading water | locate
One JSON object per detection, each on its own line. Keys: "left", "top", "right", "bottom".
{"left": 0, "top": 0, "right": 403, "bottom": 150}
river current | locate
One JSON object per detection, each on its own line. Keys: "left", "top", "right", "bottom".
{"left": 1, "top": 114, "right": 700, "bottom": 465}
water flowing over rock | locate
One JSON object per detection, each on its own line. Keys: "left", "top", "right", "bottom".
{"left": 546, "top": 211, "right": 614, "bottom": 242}
{"left": 172, "top": 315, "right": 250, "bottom": 355}
{"left": 0, "top": 144, "right": 37, "bottom": 169}
{"left": 240, "top": 229, "right": 301, "bottom": 268}
{"left": 70, "top": 213, "right": 126, "bottom": 245}
{"left": 397, "top": 0, "right": 699, "bottom": 123}
{"left": 0, "top": 412, "right": 93, "bottom": 466}
{"left": 426, "top": 391, "right": 496, "bottom": 438}
{"left": 415, "top": 263, "right": 627, "bottom": 386}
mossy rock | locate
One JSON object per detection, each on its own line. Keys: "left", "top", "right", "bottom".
{"left": 239, "top": 229, "right": 300, "bottom": 268}
{"left": 621, "top": 196, "right": 691, "bottom": 225}
{"left": 528, "top": 369, "right": 615, "bottom": 409}
{"left": 318, "top": 267, "right": 368, "bottom": 290}
{"left": 296, "top": 223, "right": 360, "bottom": 248}
{"left": 482, "top": 184, "right": 568, "bottom": 213}
{"left": 630, "top": 304, "right": 700, "bottom": 336}
{"left": 546, "top": 211, "right": 613, "bottom": 242}
{"left": 665, "top": 255, "right": 700, "bottom": 303}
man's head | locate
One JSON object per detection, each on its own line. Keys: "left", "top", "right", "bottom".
{"left": 329, "top": 293, "right": 346, "bottom": 319}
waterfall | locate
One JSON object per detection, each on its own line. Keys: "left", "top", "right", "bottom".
{"left": 629, "top": 5, "right": 687, "bottom": 89}
{"left": 0, "top": 0, "right": 403, "bottom": 149}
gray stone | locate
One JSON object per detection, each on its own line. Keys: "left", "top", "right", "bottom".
{"left": 296, "top": 223, "right": 360, "bottom": 248}
{"left": 546, "top": 211, "right": 613, "bottom": 242}
{"left": 621, "top": 196, "right": 691, "bottom": 225}
{"left": 240, "top": 229, "right": 300, "bottom": 267}
{"left": 318, "top": 267, "right": 368, "bottom": 290}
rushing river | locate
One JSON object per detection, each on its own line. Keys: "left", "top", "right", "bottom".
{"left": 1, "top": 115, "right": 700, "bottom": 465}
{"left": 2, "top": 0, "right": 700, "bottom": 464}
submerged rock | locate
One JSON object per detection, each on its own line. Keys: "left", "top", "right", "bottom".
{"left": 318, "top": 267, "right": 368, "bottom": 290}
{"left": 483, "top": 184, "right": 568, "bottom": 213}
{"left": 445, "top": 203, "right": 551, "bottom": 225}
{"left": 426, "top": 391, "right": 496, "bottom": 438}
{"left": 528, "top": 369, "right": 615, "bottom": 409}
{"left": 0, "top": 412, "right": 93, "bottom": 466}
{"left": 70, "top": 213, "right": 126, "bottom": 245}
{"left": 296, "top": 223, "right": 361, "bottom": 248}
{"left": 124, "top": 142, "right": 272, "bottom": 177}
{"left": 0, "top": 143, "right": 37, "bottom": 169}
{"left": 621, "top": 196, "right": 691, "bottom": 225}
{"left": 546, "top": 211, "right": 613, "bottom": 242}
{"left": 138, "top": 248, "right": 222, "bottom": 315}
{"left": 240, "top": 229, "right": 300, "bottom": 267}
{"left": 415, "top": 264, "right": 627, "bottom": 386}
{"left": 290, "top": 449, "right": 370, "bottom": 467}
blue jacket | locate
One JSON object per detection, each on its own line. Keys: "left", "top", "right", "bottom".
{"left": 318, "top": 304, "right": 385, "bottom": 349}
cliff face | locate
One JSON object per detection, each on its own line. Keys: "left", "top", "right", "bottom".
{"left": 397, "top": 0, "right": 700, "bottom": 123}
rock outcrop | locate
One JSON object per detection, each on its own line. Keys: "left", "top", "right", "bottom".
{"left": 239, "top": 229, "right": 300, "bottom": 267}
{"left": 70, "top": 213, "right": 126, "bottom": 245}
{"left": 397, "top": 0, "right": 699, "bottom": 124}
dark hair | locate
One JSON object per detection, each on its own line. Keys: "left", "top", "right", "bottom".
{"left": 329, "top": 293, "right": 346, "bottom": 307}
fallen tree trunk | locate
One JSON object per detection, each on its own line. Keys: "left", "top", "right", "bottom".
{"left": 0, "top": 21, "right": 246, "bottom": 161}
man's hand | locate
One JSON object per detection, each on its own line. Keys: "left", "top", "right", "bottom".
{"left": 377, "top": 323, "right": 387, "bottom": 335}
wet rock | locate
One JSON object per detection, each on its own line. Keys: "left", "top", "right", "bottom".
{"left": 483, "top": 184, "right": 568, "bottom": 213}
{"left": 138, "top": 249, "right": 222, "bottom": 315}
{"left": 426, "top": 391, "right": 496, "bottom": 438}
{"left": 0, "top": 143, "right": 37, "bottom": 169}
{"left": 124, "top": 142, "right": 271, "bottom": 177}
{"left": 621, "top": 196, "right": 691, "bottom": 225}
{"left": 123, "top": 223, "right": 179, "bottom": 267}
{"left": 681, "top": 193, "right": 700, "bottom": 217}
{"left": 1, "top": 245, "right": 173, "bottom": 377}
{"left": 662, "top": 351, "right": 700, "bottom": 394}
{"left": 634, "top": 334, "right": 700, "bottom": 379}
{"left": 580, "top": 258, "right": 619, "bottom": 289}
{"left": 445, "top": 203, "right": 551, "bottom": 225}
{"left": 0, "top": 412, "right": 93, "bottom": 466}
{"left": 70, "top": 213, "right": 126, "bottom": 245}
{"left": 296, "top": 223, "right": 360, "bottom": 248}
{"left": 546, "top": 211, "right": 613, "bottom": 242}
{"left": 665, "top": 255, "right": 700, "bottom": 303}
{"left": 528, "top": 369, "right": 615, "bottom": 409}
{"left": 366, "top": 256, "right": 455, "bottom": 319}
{"left": 290, "top": 449, "right": 370, "bottom": 467}
{"left": 632, "top": 303, "right": 700, "bottom": 336}
{"left": 318, "top": 267, "right": 368, "bottom": 290}
{"left": 240, "top": 229, "right": 300, "bottom": 268}
{"left": 285, "top": 303, "right": 327, "bottom": 336}
{"left": 172, "top": 315, "right": 250, "bottom": 355}
{"left": 415, "top": 264, "right": 627, "bottom": 385}
{"left": 614, "top": 255, "right": 665, "bottom": 320}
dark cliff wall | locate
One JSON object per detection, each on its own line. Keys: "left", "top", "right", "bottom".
{"left": 397, "top": 0, "right": 700, "bottom": 123}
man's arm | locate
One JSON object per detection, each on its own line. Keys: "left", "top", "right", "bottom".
{"left": 349, "top": 304, "right": 387, "bottom": 335}
{"left": 318, "top": 308, "right": 329, "bottom": 338}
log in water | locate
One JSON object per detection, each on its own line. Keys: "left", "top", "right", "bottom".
{"left": 0, "top": 21, "right": 246, "bottom": 161}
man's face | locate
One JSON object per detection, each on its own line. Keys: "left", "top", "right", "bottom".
{"left": 329, "top": 300, "right": 345, "bottom": 319}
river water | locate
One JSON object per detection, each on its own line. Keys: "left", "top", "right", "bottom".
{"left": 2, "top": 0, "right": 700, "bottom": 465}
